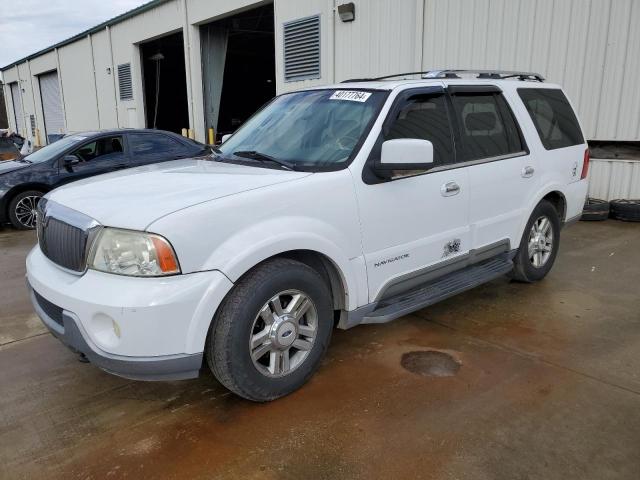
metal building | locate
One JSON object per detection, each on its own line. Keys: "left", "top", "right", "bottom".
{"left": 2, "top": 0, "right": 639, "bottom": 149}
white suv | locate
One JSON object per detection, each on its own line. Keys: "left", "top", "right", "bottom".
{"left": 27, "top": 70, "right": 589, "bottom": 401}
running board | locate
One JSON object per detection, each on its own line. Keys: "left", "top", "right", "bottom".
{"left": 361, "top": 255, "right": 513, "bottom": 324}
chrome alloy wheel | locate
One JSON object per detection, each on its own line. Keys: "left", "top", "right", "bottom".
{"left": 14, "top": 195, "right": 41, "bottom": 229}
{"left": 528, "top": 215, "right": 554, "bottom": 268}
{"left": 249, "top": 289, "right": 318, "bottom": 378}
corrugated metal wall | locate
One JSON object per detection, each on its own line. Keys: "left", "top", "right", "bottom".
{"left": 4, "top": 0, "right": 640, "bottom": 145}
{"left": 421, "top": 0, "right": 640, "bottom": 141}
{"left": 588, "top": 159, "right": 640, "bottom": 200}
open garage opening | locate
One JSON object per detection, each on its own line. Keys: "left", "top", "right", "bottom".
{"left": 201, "top": 3, "right": 275, "bottom": 142}
{"left": 140, "top": 31, "right": 189, "bottom": 134}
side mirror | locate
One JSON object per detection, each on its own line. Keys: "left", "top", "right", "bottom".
{"left": 62, "top": 154, "right": 80, "bottom": 167}
{"left": 221, "top": 134, "right": 232, "bottom": 143}
{"left": 375, "top": 139, "right": 434, "bottom": 177}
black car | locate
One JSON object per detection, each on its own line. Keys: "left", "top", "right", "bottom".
{"left": 0, "top": 129, "right": 211, "bottom": 229}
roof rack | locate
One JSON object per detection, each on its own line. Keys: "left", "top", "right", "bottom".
{"left": 342, "top": 69, "right": 545, "bottom": 83}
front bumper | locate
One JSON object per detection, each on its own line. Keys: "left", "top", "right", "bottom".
{"left": 29, "top": 284, "right": 203, "bottom": 380}
{"left": 27, "top": 246, "right": 234, "bottom": 381}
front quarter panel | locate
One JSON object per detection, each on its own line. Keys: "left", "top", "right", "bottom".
{"left": 147, "top": 169, "right": 366, "bottom": 310}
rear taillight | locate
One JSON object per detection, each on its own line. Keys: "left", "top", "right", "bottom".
{"left": 580, "top": 149, "right": 590, "bottom": 179}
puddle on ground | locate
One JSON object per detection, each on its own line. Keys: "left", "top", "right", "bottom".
{"left": 401, "top": 350, "right": 461, "bottom": 377}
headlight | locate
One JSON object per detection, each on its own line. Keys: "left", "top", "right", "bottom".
{"left": 88, "top": 228, "right": 180, "bottom": 276}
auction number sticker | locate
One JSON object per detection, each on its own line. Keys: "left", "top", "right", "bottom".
{"left": 329, "top": 90, "right": 372, "bottom": 102}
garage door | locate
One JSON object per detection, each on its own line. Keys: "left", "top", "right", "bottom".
{"left": 39, "top": 71, "right": 65, "bottom": 142}
{"left": 10, "top": 82, "right": 23, "bottom": 135}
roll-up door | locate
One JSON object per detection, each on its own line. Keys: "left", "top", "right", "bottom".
{"left": 10, "top": 82, "right": 23, "bottom": 135}
{"left": 39, "top": 71, "right": 65, "bottom": 142}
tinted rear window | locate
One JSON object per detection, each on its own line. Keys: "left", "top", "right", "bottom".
{"left": 450, "top": 92, "right": 524, "bottom": 161}
{"left": 518, "top": 89, "right": 584, "bottom": 150}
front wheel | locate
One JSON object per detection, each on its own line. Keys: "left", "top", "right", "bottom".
{"left": 8, "top": 190, "right": 43, "bottom": 230}
{"left": 206, "top": 258, "right": 333, "bottom": 402}
{"left": 510, "top": 200, "right": 561, "bottom": 283}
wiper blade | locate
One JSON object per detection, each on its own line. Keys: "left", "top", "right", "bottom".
{"left": 233, "top": 150, "right": 296, "bottom": 171}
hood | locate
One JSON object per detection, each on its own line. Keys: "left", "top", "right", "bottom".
{"left": 48, "top": 159, "right": 312, "bottom": 230}
{"left": 0, "top": 160, "right": 30, "bottom": 175}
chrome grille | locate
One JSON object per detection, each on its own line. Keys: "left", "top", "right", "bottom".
{"left": 39, "top": 218, "right": 87, "bottom": 271}
{"left": 37, "top": 199, "right": 100, "bottom": 273}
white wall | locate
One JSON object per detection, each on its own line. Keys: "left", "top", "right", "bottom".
{"left": 3, "top": 0, "right": 639, "bottom": 143}
{"left": 58, "top": 38, "right": 101, "bottom": 132}
{"left": 421, "top": 0, "right": 640, "bottom": 141}
{"left": 274, "top": 0, "right": 334, "bottom": 93}
{"left": 91, "top": 29, "right": 119, "bottom": 129}
{"left": 333, "top": 0, "right": 422, "bottom": 82}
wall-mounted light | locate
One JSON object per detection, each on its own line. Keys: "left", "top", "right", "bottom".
{"left": 338, "top": 2, "right": 355, "bottom": 22}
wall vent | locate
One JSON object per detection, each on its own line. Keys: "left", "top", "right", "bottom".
{"left": 117, "top": 63, "right": 133, "bottom": 100}
{"left": 283, "top": 15, "right": 320, "bottom": 82}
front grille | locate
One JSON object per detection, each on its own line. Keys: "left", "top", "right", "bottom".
{"left": 39, "top": 217, "right": 88, "bottom": 272}
{"left": 33, "top": 290, "right": 64, "bottom": 327}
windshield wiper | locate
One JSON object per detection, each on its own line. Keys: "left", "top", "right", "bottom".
{"left": 233, "top": 150, "right": 296, "bottom": 171}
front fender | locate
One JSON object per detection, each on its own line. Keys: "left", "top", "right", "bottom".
{"left": 202, "top": 216, "right": 364, "bottom": 311}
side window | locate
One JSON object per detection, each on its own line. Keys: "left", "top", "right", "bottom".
{"left": 385, "top": 93, "right": 454, "bottom": 165}
{"left": 450, "top": 93, "right": 524, "bottom": 161}
{"left": 72, "top": 136, "right": 124, "bottom": 163}
{"left": 130, "top": 133, "right": 184, "bottom": 156}
{"left": 518, "top": 88, "right": 584, "bottom": 150}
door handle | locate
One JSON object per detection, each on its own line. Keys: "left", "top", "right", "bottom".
{"left": 441, "top": 181, "right": 460, "bottom": 197}
{"left": 522, "top": 166, "right": 535, "bottom": 178}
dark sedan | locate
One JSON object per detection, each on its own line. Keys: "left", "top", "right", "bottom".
{"left": 0, "top": 129, "right": 211, "bottom": 229}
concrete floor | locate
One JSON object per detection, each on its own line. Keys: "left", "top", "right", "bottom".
{"left": 1, "top": 221, "right": 639, "bottom": 479}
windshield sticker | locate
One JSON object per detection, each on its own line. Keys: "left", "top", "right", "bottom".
{"left": 329, "top": 90, "right": 372, "bottom": 102}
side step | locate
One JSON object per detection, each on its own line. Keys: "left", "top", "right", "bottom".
{"left": 362, "top": 255, "right": 513, "bottom": 324}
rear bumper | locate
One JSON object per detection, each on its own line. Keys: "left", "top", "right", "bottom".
{"left": 28, "top": 282, "right": 204, "bottom": 380}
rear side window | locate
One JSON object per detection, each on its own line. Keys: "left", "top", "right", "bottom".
{"left": 450, "top": 93, "right": 524, "bottom": 161}
{"left": 130, "top": 133, "right": 185, "bottom": 155}
{"left": 386, "top": 93, "right": 454, "bottom": 165}
{"left": 518, "top": 89, "right": 584, "bottom": 150}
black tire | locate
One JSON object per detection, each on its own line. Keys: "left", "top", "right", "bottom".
{"left": 610, "top": 199, "right": 640, "bottom": 222}
{"left": 8, "top": 190, "right": 44, "bottom": 230}
{"left": 206, "top": 258, "right": 333, "bottom": 402}
{"left": 510, "top": 200, "right": 561, "bottom": 283}
{"left": 580, "top": 198, "right": 609, "bottom": 221}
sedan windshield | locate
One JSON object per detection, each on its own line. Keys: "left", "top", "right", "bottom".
{"left": 218, "top": 89, "right": 387, "bottom": 171}
{"left": 23, "top": 134, "right": 90, "bottom": 164}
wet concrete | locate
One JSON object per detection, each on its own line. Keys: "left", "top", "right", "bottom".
{"left": 1, "top": 220, "right": 639, "bottom": 479}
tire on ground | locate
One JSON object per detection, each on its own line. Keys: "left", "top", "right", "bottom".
{"left": 610, "top": 199, "right": 640, "bottom": 222}
{"left": 206, "top": 257, "right": 333, "bottom": 402}
{"left": 510, "top": 199, "right": 561, "bottom": 283}
{"left": 580, "top": 198, "right": 609, "bottom": 221}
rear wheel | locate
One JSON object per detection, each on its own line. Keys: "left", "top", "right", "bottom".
{"left": 511, "top": 200, "right": 560, "bottom": 283}
{"left": 8, "top": 190, "right": 43, "bottom": 230}
{"left": 206, "top": 258, "right": 333, "bottom": 402}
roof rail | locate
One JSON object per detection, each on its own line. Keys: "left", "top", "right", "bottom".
{"left": 341, "top": 69, "right": 545, "bottom": 83}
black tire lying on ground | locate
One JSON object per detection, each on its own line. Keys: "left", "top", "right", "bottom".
{"left": 610, "top": 199, "right": 640, "bottom": 222}
{"left": 580, "top": 198, "right": 609, "bottom": 221}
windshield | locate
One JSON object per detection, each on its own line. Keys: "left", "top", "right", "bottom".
{"left": 218, "top": 89, "right": 387, "bottom": 171}
{"left": 23, "top": 134, "right": 90, "bottom": 164}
